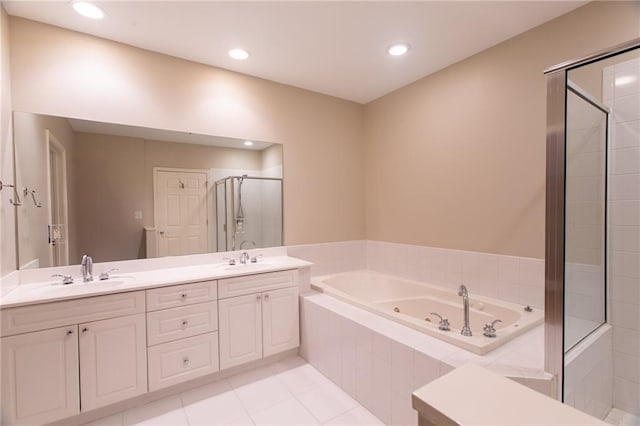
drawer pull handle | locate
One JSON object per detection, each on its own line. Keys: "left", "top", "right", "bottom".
{"left": 67, "top": 330, "right": 74, "bottom": 336}
{"left": 182, "top": 320, "right": 189, "bottom": 327}
{"left": 183, "top": 357, "right": 190, "bottom": 366}
{"left": 181, "top": 294, "right": 187, "bottom": 299}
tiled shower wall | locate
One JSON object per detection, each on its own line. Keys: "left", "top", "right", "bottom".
{"left": 605, "top": 58, "right": 640, "bottom": 416}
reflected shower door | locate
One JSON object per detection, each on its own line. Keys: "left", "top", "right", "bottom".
{"left": 564, "top": 82, "right": 608, "bottom": 351}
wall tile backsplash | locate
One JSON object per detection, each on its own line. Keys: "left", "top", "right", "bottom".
{"left": 287, "top": 240, "right": 545, "bottom": 308}
{"left": 365, "top": 240, "right": 544, "bottom": 308}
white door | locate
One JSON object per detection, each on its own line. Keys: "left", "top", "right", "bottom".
{"left": 154, "top": 169, "right": 208, "bottom": 257}
{"left": 262, "top": 287, "right": 300, "bottom": 357}
{"left": 47, "top": 131, "right": 69, "bottom": 267}
{"left": 1, "top": 326, "right": 79, "bottom": 425}
{"left": 79, "top": 314, "right": 147, "bottom": 411}
{"left": 218, "top": 293, "right": 262, "bottom": 370}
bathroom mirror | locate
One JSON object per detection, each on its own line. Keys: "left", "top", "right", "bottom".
{"left": 13, "top": 112, "right": 283, "bottom": 269}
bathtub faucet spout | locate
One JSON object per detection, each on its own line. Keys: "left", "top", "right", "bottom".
{"left": 458, "top": 285, "right": 472, "bottom": 336}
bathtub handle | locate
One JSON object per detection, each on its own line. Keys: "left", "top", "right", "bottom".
{"left": 430, "top": 312, "right": 450, "bottom": 331}
{"left": 483, "top": 319, "right": 502, "bottom": 338}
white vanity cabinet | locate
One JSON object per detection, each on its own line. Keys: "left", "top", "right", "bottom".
{"left": 218, "top": 270, "right": 299, "bottom": 370}
{"left": 0, "top": 262, "right": 307, "bottom": 424}
{"left": 0, "top": 291, "right": 146, "bottom": 425}
{"left": 78, "top": 314, "right": 147, "bottom": 411}
{"left": 146, "top": 280, "right": 220, "bottom": 391}
{"left": 0, "top": 326, "right": 80, "bottom": 425}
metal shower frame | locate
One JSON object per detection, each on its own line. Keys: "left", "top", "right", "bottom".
{"left": 544, "top": 37, "right": 640, "bottom": 401}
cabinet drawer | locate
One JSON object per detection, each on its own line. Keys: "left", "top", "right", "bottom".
{"left": 1, "top": 291, "right": 145, "bottom": 337}
{"left": 218, "top": 270, "right": 297, "bottom": 299}
{"left": 146, "top": 281, "right": 217, "bottom": 312}
{"left": 146, "top": 302, "right": 218, "bottom": 346}
{"left": 147, "top": 332, "right": 219, "bottom": 391}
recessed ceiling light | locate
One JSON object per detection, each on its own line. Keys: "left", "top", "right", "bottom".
{"left": 243, "top": 140, "right": 254, "bottom": 146}
{"left": 615, "top": 75, "right": 636, "bottom": 86}
{"left": 72, "top": 1, "right": 104, "bottom": 19}
{"left": 388, "top": 43, "right": 409, "bottom": 56}
{"left": 228, "top": 48, "right": 249, "bottom": 61}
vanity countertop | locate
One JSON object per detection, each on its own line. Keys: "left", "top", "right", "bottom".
{"left": 0, "top": 256, "right": 312, "bottom": 309}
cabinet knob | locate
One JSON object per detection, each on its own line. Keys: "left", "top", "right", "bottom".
{"left": 256, "top": 295, "right": 261, "bottom": 301}
{"left": 183, "top": 357, "right": 190, "bottom": 366}
{"left": 67, "top": 330, "right": 74, "bottom": 336}
{"left": 181, "top": 294, "right": 187, "bottom": 299}
{"left": 264, "top": 293, "right": 269, "bottom": 300}
{"left": 182, "top": 320, "right": 189, "bottom": 327}
{"left": 82, "top": 328, "right": 88, "bottom": 333}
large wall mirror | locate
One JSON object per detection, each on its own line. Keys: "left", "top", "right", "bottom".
{"left": 13, "top": 112, "right": 283, "bottom": 269}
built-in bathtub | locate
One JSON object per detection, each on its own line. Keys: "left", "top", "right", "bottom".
{"left": 311, "top": 270, "right": 543, "bottom": 354}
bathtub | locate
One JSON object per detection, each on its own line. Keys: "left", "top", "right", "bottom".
{"left": 311, "top": 270, "right": 544, "bottom": 355}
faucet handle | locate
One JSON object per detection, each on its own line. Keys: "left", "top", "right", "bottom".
{"left": 483, "top": 319, "right": 502, "bottom": 338}
{"left": 430, "top": 312, "right": 451, "bottom": 331}
{"left": 52, "top": 274, "right": 74, "bottom": 285}
{"left": 222, "top": 257, "right": 236, "bottom": 266}
{"left": 250, "top": 254, "right": 263, "bottom": 263}
{"left": 99, "top": 268, "right": 118, "bottom": 280}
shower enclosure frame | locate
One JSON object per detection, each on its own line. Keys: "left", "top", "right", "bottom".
{"left": 544, "top": 37, "right": 640, "bottom": 401}
{"left": 214, "top": 175, "right": 284, "bottom": 252}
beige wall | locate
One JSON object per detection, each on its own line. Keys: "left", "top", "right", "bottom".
{"left": 9, "top": 17, "right": 366, "bottom": 265}
{"left": 262, "top": 144, "right": 284, "bottom": 171}
{"left": 74, "top": 131, "right": 265, "bottom": 262}
{"left": 0, "top": 6, "right": 16, "bottom": 276}
{"left": 13, "top": 112, "right": 76, "bottom": 268}
{"left": 363, "top": 1, "right": 640, "bottom": 259}
{"left": 4, "top": 2, "right": 640, "bottom": 272}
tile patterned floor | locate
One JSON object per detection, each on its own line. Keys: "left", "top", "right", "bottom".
{"left": 605, "top": 408, "right": 640, "bottom": 426}
{"left": 84, "top": 356, "right": 384, "bottom": 426}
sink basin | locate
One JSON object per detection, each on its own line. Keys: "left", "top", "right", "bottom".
{"left": 27, "top": 277, "right": 135, "bottom": 295}
{"left": 224, "top": 262, "right": 274, "bottom": 272}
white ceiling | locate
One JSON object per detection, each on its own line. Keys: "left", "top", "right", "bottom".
{"left": 3, "top": 1, "right": 587, "bottom": 104}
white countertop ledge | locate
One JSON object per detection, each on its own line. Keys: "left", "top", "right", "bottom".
{"left": 412, "top": 363, "right": 606, "bottom": 425}
{"left": 0, "top": 256, "right": 312, "bottom": 309}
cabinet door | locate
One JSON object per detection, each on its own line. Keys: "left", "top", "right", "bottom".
{"left": 263, "top": 286, "right": 300, "bottom": 357}
{"left": 1, "top": 326, "right": 79, "bottom": 425}
{"left": 218, "top": 293, "right": 262, "bottom": 370}
{"left": 79, "top": 314, "right": 147, "bottom": 411}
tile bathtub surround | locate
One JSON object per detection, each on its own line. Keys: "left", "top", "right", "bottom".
{"left": 365, "top": 240, "right": 545, "bottom": 308}
{"left": 606, "top": 57, "right": 640, "bottom": 417}
{"left": 301, "top": 293, "right": 554, "bottom": 426}
{"left": 284, "top": 240, "right": 544, "bottom": 310}
{"left": 286, "top": 240, "right": 367, "bottom": 277}
{"left": 83, "top": 356, "right": 383, "bottom": 426}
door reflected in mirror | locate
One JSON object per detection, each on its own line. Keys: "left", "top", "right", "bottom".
{"left": 13, "top": 112, "right": 283, "bottom": 269}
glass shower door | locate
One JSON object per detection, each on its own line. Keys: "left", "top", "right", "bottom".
{"left": 564, "top": 82, "right": 608, "bottom": 351}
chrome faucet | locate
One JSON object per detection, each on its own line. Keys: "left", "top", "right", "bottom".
{"left": 81, "top": 255, "right": 93, "bottom": 282}
{"left": 458, "top": 285, "right": 472, "bottom": 336}
{"left": 239, "top": 240, "right": 256, "bottom": 264}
